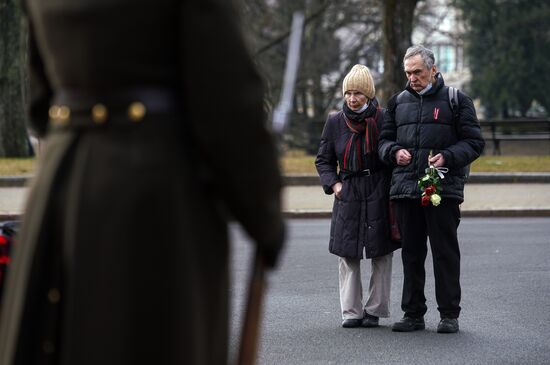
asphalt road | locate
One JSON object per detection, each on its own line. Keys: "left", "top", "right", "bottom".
{"left": 228, "top": 218, "right": 550, "bottom": 365}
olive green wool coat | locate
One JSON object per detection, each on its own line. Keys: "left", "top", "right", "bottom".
{"left": 0, "top": 1, "right": 285, "bottom": 364}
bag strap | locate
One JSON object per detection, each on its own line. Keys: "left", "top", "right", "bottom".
{"left": 448, "top": 86, "right": 459, "bottom": 116}
{"left": 448, "top": 86, "right": 460, "bottom": 137}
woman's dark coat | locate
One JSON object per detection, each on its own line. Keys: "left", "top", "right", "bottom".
{"left": 315, "top": 109, "right": 400, "bottom": 259}
{"left": 0, "top": 1, "right": 285, "bottom": 364}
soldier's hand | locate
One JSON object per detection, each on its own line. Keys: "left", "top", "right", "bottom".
{"left": 260, "top": 223, "right": 286, "bottom": 269}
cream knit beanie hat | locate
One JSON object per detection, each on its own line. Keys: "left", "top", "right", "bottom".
{"left": 342, "top": 64, "right": 375, "bottom": 99}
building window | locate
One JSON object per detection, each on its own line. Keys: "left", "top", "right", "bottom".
{"left": 433, "top": 44, "right": 456, "bottom": 73}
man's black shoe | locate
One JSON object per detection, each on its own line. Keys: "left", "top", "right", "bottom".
{"left": 437, "top": 318, "right": 459, "bottom": 333}
{"left": 361, "top": 313, "right": 379, "bottom": 328}
{"left": 341, "top": 318, "right": 362, "bottom": 328}
{"left": 391, "top": 316, "right": 425, "bottom": 332}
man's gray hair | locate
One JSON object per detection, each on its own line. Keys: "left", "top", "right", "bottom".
{"left": 403, "top": 45, "right": 435, "bottom": 69}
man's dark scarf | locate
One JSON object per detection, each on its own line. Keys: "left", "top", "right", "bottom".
{"left": 342, "top": 97, "right": 380, "bottom": 172}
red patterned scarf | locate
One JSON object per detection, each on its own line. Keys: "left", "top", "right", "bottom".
{"left": 342, "top": 98, "right": 380, "bottom": 171}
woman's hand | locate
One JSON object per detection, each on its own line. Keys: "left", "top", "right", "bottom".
{"left": 332, "top": 182, "right": 343, "bottom": 199}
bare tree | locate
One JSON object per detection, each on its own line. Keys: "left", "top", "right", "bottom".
{"left": 239, "top": 0, "right": 425, "bottom": 150}
{"left": 379, "top": 0, "right": 419, "bottom": 103}
{"left": 0, "top": 0, "right": 30, "bottom": 157}
{"left": 239, "top": 0, "right": 383, "bottom": 150}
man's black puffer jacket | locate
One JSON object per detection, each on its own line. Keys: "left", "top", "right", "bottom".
{"left": 378, "top": 73, "right": 485, "bottom": 203}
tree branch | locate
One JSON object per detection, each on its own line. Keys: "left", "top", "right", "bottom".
{"left": 253, "top": 0, "right": 331, "bottom": 57}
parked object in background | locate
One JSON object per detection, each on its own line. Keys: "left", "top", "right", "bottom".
{"left": 0, "top": 221, "right": 19, "bottom": 303}
{"left": 480, "top": 119, "right": 550, "bottom": 155}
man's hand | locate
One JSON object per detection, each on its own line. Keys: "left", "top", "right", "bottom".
{"left": 332, "top": 182, "right": 343, "bottom": 199}
{"left": 429, "top": 153, "right": 445, "bottom": 168}
{"left": 395, "top": 149, "right": 412, "bottom": 166}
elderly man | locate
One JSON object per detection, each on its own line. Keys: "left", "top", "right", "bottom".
{"left": 378, "top": 45, "right": 484, "bottom": 333}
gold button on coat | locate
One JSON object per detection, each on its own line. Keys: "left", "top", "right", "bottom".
{"left": 128, "top": 102, "right": 146, "bottom": 122}
{"left": 92, "top": 103, "right": 108, "bottom": 123}
{"left": 48, "top": 105, "right": 60, "bottom": 120}
{"left": 58, "top": 105, "right": 70, "bottom": 120}
{"left": 48, "top": 105, "right": 71, "bottom": 125}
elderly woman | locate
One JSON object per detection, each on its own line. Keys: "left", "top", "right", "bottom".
{"left": 316, "top": 64, "right": 400, "bottom": 328}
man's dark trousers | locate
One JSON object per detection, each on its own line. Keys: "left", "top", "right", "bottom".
{"left": 394, "top": 198, "right": 461, "bottom": 319}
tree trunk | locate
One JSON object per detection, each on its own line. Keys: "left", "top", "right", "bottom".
{"left": 0, "top": 0, "right": 29, "bottom": 157}
{"left": 379, "top": 0, "right": 419, "bottom": 105}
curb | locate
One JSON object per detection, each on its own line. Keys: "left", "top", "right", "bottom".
{"left": 0, "top": 213, "right": 23, "bottom": 221}
{"left": 283, "top": 175, "right": 320, "bottom": 186}
{"left": 0, "top": 176, "right": 33, "bottom": 188}
{"left": 465, "top": 172, "right": 550, "bottom": 184}
{"left": 281, "top": 209, "right": 550, "bottom": 219}
{"left": 459, "top": 209, "right": 550, "bottom": 217}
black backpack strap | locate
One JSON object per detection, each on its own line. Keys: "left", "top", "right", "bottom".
{"left": 448, "top": 86, "right": 459, "bottom": 116}
{"left": 448, "top": 86, "right": 460, "bottom": 137}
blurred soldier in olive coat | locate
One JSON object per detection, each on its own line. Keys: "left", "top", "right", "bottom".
{"left": 0, "top": 0, "right": 285, "bottom": 364}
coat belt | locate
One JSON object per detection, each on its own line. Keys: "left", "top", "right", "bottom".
{"left": 339, "top": 168, "right": 376, "bottom": 180}
{"left": 49, "top": 87, "right": 181, "bottom": 127}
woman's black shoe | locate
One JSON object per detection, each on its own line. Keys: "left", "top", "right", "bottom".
{"left": 341, "top": 318, "right": 362, "bottom": 328}
{"left": 361, "top": 313, "right": 379, "bottom": 328}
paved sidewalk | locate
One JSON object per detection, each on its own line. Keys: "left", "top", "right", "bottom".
{"left": 0, "top": 187, "right": 28, "bottom": 220}
{"left": 2, "top": 182, "right": 550, "bottom": 220}
{"left": 283, "top": 183, "right": 550, "bottom": 217}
